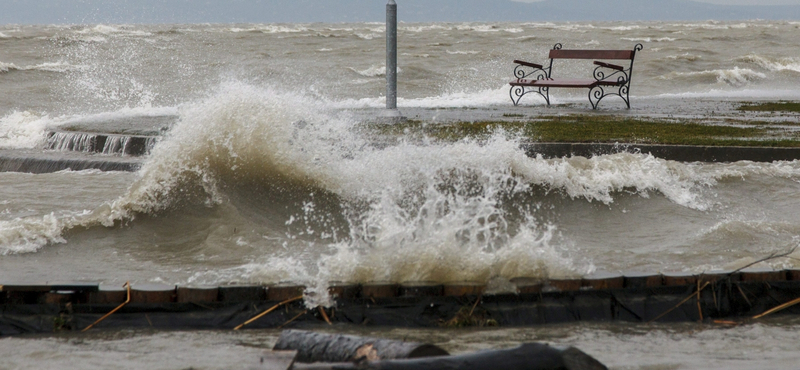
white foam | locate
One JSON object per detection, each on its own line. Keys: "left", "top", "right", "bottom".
{"left": 524, "top": 23, "right": 595, "bottom": 32}
{"left": 7, "top": 81, "right": 800, "bottom": 298}
{"left": 76, "top": 36, "right": 108, "bottom": 43}
{"left": 347, "top": 65, "right": 401, "bottom": 77}
{"left": 666, "top": 53, "right": 701, "bottom": 62}
{"left": 657, "top": 67, "right": 766, "bottom": 86}
{"left": 0, "top": 111, "right": 52, "bottom": 149}
{"left": 603, "top": 25, "right": 644, "bottom": 31}
{"left": 401, "top": 24, "right": 449, "bottom": 33}
{"left": 76, "top": 24, "right": 152, "bottom": 37}
{"left": 334, "top": 87, "right": 511, "bottom": 109}
{"left": 455, "top": 24, "right": 500, "bottom": 32}
{"left": 53, "top": 106, "right": 179, "bottom": 127}
{"left": 354, "top": 32, "right": 380, "bottom": 40}
{"left": 622, "top": 37, "right": 675, "bottom": 42}
{"left": 653, "top": 88, "right": 800, "bottom": 100}
{"left": 0, "top": 61, "right": 81, "bottom": 73}
{"left": 0, "top": 61, "right": 20, "bottom": 72}
{"left": 445, "top": 50, "right": 481, "bottom": 55}
{"left": 150, "top": 85, "right": 726, "bottom": 293}
{"left": 0, "top": 213, "right": 69, "bottom": 255}
{"left": 738, "top": 54, "right": 800, "bottom": 74}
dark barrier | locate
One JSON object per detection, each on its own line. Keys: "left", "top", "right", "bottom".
{"left": 3, "top": 279, "right": 800, "bottom": 335}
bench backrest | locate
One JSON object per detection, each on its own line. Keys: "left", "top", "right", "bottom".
{"left": 549, "top": 49, "right": 635, "bottom": 60}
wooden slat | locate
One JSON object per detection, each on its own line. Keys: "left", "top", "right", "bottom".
{"left": 550, "top": 49, "right": 634, "bottom": 60}
{"left": 510, "top": 78, "right": 623, "bottom": 88}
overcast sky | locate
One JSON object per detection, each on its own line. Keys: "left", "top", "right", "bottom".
{"left": 688, "top": 0, "right": 798, "bottom": 3}
{"left": 2, "top": 0, "right": 800, "bottom": 24}
{"left": 513, "top": 0, "right": 800, "bottom": 3}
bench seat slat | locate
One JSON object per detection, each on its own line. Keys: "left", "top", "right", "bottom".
{"left": 510, "top": 78, "right": 623, "bottom": 88}
{"left": 549, "top": 49, "right": 634, "bottom": 60}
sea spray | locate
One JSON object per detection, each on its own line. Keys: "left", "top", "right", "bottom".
{"left": 0, "top": 111, "right": 52, "bottom": 149}
{"left": 6, "top": 82, "right": 800, "bottom": 302}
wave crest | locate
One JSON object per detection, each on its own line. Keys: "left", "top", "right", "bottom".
{"left": 738, "top": 54, "right": 800, "bottom": 74}
{"left": 657, "top": 67, "right": 766, "bottom": 86}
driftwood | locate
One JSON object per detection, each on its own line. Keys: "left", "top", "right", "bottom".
{"left": 286, "top": 342, "right": 607, "bottom": 370}
{"left": 273, "top": 330, "right": 448, "bottom": 363}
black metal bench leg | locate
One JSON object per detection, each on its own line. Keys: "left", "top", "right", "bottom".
{"left": 542, "top": 87, "right": 550, "bottom": 106}
{"left": 510, "top": 85, "right": 552, "bottom": 106}
{"left": 588, "top": 86, "right": 604, "bottom": 110}
{"left": 510, "top": 85, "right": 524, "bottom": 106}
{"left": 621, "top": 84, "right": 631, "bottom": 109}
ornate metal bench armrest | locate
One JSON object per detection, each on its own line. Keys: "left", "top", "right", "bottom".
{"left": 513, "top": 60, "right": 543, "bottom": 69}
{"left": 593, "top": 61, "right": 625, "bottom": 71}
{"left": 593, "top": 64, "right": 630, "bottom": 84}
{"left": 513, "top": 60, "right": 548, "bottom": 80}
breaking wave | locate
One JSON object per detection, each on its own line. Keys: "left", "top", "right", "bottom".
{"left": 0, "top": 111, "right": 52, "bottom": 149}
{"left": 0, "top": 61, "right": 81, "bottom": 73}
{"left": 348, "top": 65, "right": 403, "bottom": 77}
{"left": 657, "top": 67, "right": 766, "bottom": 86}
{"left": 738, "top": 54, "right": 800, "bottom": 74}
{"left": 5, "top": 83, "right": 800, "bottom": 306}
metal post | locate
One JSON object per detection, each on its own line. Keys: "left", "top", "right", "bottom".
{"left": 382, "top": 0, "right": 404, "bottom": 122}
{"left": 386, "top": 0, "right": 397, "bottom": 110}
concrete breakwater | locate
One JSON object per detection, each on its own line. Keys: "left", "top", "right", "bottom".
{"left": 5, "top": 139, "right": 800, "bottom": 174}
{"left": 3, "top": 269, "right": 800, "bottom": 335}
{"left": 522, "top": 142, "right": 800, "bottom": 162}
{"left": 0, "top": 149, "right": 142, "bottom": 173}
{"left": 45, "top": 131, "right": 156, "bottom": 157}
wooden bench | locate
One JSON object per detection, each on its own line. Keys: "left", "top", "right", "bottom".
{"left": 509, "top": 43, "right": 643, "bottom": 109}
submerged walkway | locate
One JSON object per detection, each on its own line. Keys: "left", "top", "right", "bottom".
{"left": 5, "top": 98, "right": 800, "bottom": 174}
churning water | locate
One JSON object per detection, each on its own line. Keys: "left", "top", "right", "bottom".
{"left": 2, "top": 20, "right": 800, "bottom": 369}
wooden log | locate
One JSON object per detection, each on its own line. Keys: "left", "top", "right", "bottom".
{"left": 254, "top": 350, "right": 297, "bottom": 370}
{"left": 273, "top": 329, "right": 449, "bottom": 364}
{"left": 289, "top": 343, "right": 607, "bottom": 370}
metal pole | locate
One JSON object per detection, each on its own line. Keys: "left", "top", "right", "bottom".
{"left": 382, "top": 0, "right": 404, "bottom": 121}
{"left": 386, "top": 0, "right": 397, "bottom": 110}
